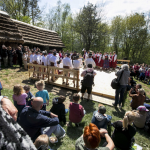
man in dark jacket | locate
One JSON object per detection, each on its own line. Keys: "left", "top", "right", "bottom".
{"left": 7, "top": 46, "right": 13, "bottom": 67}
{"left": 18, "top": 97, "right": 66, "bottom": 142}
{"left": 1, "top": 45, "right": 8, "bottom": 67}
{"left": 50, "top": 96, "right": 67, "bottom": 124}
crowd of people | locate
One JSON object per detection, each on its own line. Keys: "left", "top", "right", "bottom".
{"left": 0, "top": 45, "right": 150, "bottom": 150}
{"left": 130, "top": 63, "right": 150, "bottom": 84}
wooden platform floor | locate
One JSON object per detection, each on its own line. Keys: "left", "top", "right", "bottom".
{"left": 53, "top": 68, "right": 116, "bottom": 98}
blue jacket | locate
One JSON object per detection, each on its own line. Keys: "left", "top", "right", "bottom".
{"left": 18, "top": 106, "right": 59, "bottom": 142}
{"left": 26, "top": 91, "right": 34, "bottom": 101}
{"left": 91, "top": 111, "right": 112, "bottom": 129}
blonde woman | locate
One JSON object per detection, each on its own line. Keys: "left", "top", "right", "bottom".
{"left": 13, "top": 85, "right": 27, "bottom": 120}
{"left": 111, "top": 111, "right": 136, "bottom": 150}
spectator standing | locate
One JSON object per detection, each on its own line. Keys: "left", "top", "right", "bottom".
{"left": 113, "top": 64, "right": 130, "bottom": 108}
{"left": 23, "top": 85, "right": 34, "bottom": 106}
{"left": 16, "top": 46, "right": 23, "bottom": 68}
{"left": 7, "top": 46, "right": 13, "bottom": 67}
{"left": 13, "top": 85, "right": 27, "bottom": 120}
{"left": 35, "top": 80, "right": 49, "bottom": 110}
{"left": 1, "top": 45, "right": 8, "bottom": 67}
{"left": 22, "top": 52, "right": 28, "bottom": 69}
{"left": 69, "top": 93, "right": 85, "bottom": 127}
{"left": 81, "top": 64, "right": 96, "bottom": 101}
{"left": 91, "top": 105, "right": 112, "bottom": 130}
{"left": 12, "top": 48, "right": 17, "bottom": 65}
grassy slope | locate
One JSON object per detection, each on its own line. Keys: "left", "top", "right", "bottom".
{"left": 1, "top": 67, "right": 150, "bottom": 150}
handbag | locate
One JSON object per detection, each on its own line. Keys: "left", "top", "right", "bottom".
{"left": 111, "top": 70, "right": 124, "bottom": 89}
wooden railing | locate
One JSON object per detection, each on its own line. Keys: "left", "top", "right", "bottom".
{"left": 117, "top": 59, "right": 130, "bottom": 66}
{"left": 28, "top": 63, "right": 80, "bottom": 91}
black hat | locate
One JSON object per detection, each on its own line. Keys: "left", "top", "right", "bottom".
{"left": 53, "top": 52, "right": 56, "bottom": 55}
{"left": 87, "top": 64, "right": 92, "bottom": 68}
{"left": 67, "top": 53, "right": 70, "bottom": 57}
{"left": 98, "top": 106, "right": 106, "bottom": 114}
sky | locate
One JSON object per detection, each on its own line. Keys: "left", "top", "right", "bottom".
{"left": 39, "top": 0, "right": 150, "bottom": 22}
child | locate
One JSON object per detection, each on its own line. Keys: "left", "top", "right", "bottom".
{"left": 23, "top": 85, "right": 34, "bottom": 106}
{"left": 69, "top": 93, "right": 85, "bottom": 127}
{"left": 91, "top": 104, "right": 112, "bottom": 130}
{"left": 34, "top": 134, "right": 51, "bottom": 150}
{"left": 35, "top": 80, "right": 49, "bottom": 110}
{"left": 0, "top": 80, "right": 2, "bottom": 96}
{"left": 50, "top": 96, "right": 67, "bottom": 125}
{"left": 13, "top": 85, "right": 27, "bottom": 119}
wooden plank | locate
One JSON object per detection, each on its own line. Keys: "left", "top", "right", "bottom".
{"left": 46, "top": 81, "right": 78, "bottom": 91}
{"left": 48, "top": 66, "right": 79, "bottom": 72}
{"left": 78, "top": 92, "right": 114, "bottom": 106}
{"left": 91, "top": 91, "right": 115, "bottom": 99}
{"left": 48, "top": 73, "right": 80, "bottom": 81}
{"left": 33, "top": 71, "right": 48, "bottom": 75}
{"left": 117, "top": 59, "right": 130, "bottom": 62}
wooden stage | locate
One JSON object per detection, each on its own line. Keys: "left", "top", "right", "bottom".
{"left": 52, "top": 68, "right": 116, "bottom": 106}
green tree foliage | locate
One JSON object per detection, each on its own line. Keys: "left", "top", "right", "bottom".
{"left": 74, "top": 2, "right": 100, "bottom": 51}
{"left": 111, "top": 13, "right": 149, "bottom": 63}
{"left": 0, "top": 0, "right": 41, "bottom": 24}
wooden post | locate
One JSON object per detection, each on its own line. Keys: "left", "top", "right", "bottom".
{"left": 77, "top": 70, "right": 79, "bottom": 92}
{"left": 28, "top": 64, "right": 30, "bottom": 78}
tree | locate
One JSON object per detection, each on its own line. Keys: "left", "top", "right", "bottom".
{"left": 74, "top": 2, "right": 101, "bottom": 51}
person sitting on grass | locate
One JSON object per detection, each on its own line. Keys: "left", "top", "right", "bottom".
{"left": 23, "top": 85, "right": 34, "bottom": 106}
{"left": 13, "top": 84, "right": 27, "bottom": 120}
{"left": 68, "top": 93, "right": 86, "bottom": 127}
{"left": 18, "top": 97, "right": 66, "bottom": 142}
{"left": 35, "top": 80, "right": 49, "bottom": 110}
{"left": 50, "top": 96, "right": 67, "bottom": 125}
{"left": 34, "top": 134, "right": 51, "bottom": 150}
{"left": 75, "top": 123, "right": 114, "bottom": 150}
{"left": 111, "top": 111, "right": 136, "bottom": 150}
{"left": 91, "top": 104, "right": 112, "bottom": 130}
{"left": 129, "top": 88, "right": 145, "bottom": 110}
{"left": 133, "top": 106, "right": 149, "bottom": 129}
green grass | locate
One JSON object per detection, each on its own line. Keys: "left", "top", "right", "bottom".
{"left": 1, "top": 70, "right": 150, "bottom": 150}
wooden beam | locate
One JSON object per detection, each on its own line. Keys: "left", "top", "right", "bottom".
{"left": 117, "top": 59, "right": 130, "bottom": 62}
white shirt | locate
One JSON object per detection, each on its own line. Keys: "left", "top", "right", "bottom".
{"left": 42, "top": 56, "right": 45, "bottom": 63}
{"left": 113, "top": 54, "right": 117, "bottom": 62}
{"left": 47, "top": 54, "right": 53, "bottom": 65}
{"left": 49, "top": 55, "right": 57, "bottom": 67}
{"left": 73, "top": 60, "right": 81, "bottom": 69}
{"left": 63, "top": 57, "right": 73, "bottom": 68}
{"left": 29, "top": 54, "right": 34, "bottom": 63}
{"left": 98, "top": 54, "right": 102, "bottom": 63}
{"left": 33, "top": 54, "right": 38, "bottom": 62}
{"left": 37, "top": 55, "right": 41, "bottom": 64}
{"left": 44, "top": 56, "right": 47, "bottom": 66}
{"left": 85, "top": 58, "right": 96, "bottom": 68}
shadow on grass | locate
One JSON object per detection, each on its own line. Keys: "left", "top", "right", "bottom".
{"left": 112, "top": 107, "right": 125, "bottom": 118}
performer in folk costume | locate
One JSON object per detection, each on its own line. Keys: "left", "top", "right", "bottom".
{"left": 103, "top": 52, "right": 110, "bottom": 70}
{"left": 83, "top": 50, "right": 88, "bottom": 61}
{"left": 95, "top": 52, "right": 99, "bottom": 67}
{"left": 109, "top": 52, "right": 112, "bottom": 68}
{"left": 112, "top": 51, "right": 117, "bottom": 69}
{"left": 92, "top": 52, "right": 96, "bottom": 61}
{"left": 98, "top": 52, "right": 103, "bottom": 68}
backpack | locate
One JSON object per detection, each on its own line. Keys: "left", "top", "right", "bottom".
{"left": 82, "top": 71, "right": 94, "bottom": 87}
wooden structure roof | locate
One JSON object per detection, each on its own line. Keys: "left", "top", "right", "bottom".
{"left": 0, "top": 11, "right": 24, "bottom": 43}
{"left": 0, "top": 11, "right": 65, "bottom": 48}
